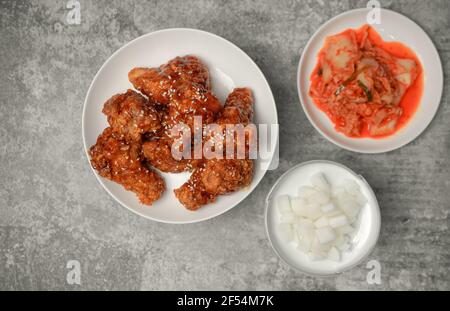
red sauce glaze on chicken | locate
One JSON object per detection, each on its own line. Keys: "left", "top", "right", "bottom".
{"left": 309, "top": 25, "right": 423, "bottom": 138}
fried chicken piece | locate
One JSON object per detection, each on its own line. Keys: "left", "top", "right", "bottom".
{"left": 102, "top": 90, "right": 161, "bottom": 142}
{"left": 128, "top": 55, "right": 210, "bottom": 105}
{"left": 216, "top": 87, "right": 254, "bottom": 125}
{"left": 129, "top": 55, "right": 221, "bottom": 133}
{"left": 142, "top": 139, "right": 191, "bottom": 173}
{"left": 175, "top": 88, "right": 255, "bottom": 210}
{"left": 161, "top": 80, "right": 222, "bottom": 135}
{"left": 175, "top": 159, "right": 253, "bottom": 210}
{"left": 134, "top": 56, "right": 221, "bottom": 173}
{"left": 89, "top": 128, "right": 165, "bottom": 205}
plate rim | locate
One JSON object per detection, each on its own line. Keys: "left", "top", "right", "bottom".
{"left": 264, "top": 159, "right": 381, "bottom": 276}
{"left": 297, "top": 8, "right": 444, "bottom": 154}
{"left": 82, "top": 28, "right": 279, "bottom": 224}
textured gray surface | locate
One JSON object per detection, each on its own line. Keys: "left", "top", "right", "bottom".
{"left": 0, "top": 0, "right": 449, "bottom": 291}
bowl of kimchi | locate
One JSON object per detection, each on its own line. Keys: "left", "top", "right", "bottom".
{"left": 298, "top": 8, "right": 443, "bottom": 153}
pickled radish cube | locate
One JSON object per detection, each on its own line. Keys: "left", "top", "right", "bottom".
{"left": 340, "top": 200, "right": 361, "bottom": 219}
{"left": 306, "top": 203, "right": 323, "bottom": 220}
{"left": 328, "top": 214, "right": 349, "bottom": 228}
{"left": 333, "top": 190, "right": 352, "bottom": 204}
{"left": 297, "top": 239, "right": 311, "bottom": 253}
{"left": 334, "top": 235, "right": 347, "bottom": 247}
{"left": 314, "top": 216, "right": 329, "bottom": 229}
{"left": 326, "top": 209, "right": 343, "bottom": 218}
{"left": 277, "top": 223, "right": 294, "bottom": 242}
{"left": 336, "top": 225, "right": 354, "bottom": 235}
{"left": 295, "top": 219, "right": 314, "bottom": 237}
{"left": 310, "top": 236, "right": 331, "bottom": 255}
{"left": 311, "top": 172, "right": 331, "bottom": 193}
{"left": 297, "top": 234, "right": 313, "bottom": 252}
{"left": 316, "top": 227, "right": 336, "bottom": 244}
{"left": 291, "top": 197, "right": 308, "bottom": 217}
{"left": 327, "top": 247, "right": 340, "bottom": 262}
{"left": 321, "top": 202, "right": 337, "bottom": 214}
{"left": 354, "top": 191, "right": 368, "bottom": 206}
{"left": 309, "top": 189, "right": 330, "bottom": 205}
{"left": 280, "top": 212, "right": 296, "bottom": 224}
{"left": 332, "top": 187, "right": 347, "bottom": 199}
{"left": 298, "top": 186, "right": 317, "bottom": 199}
{"left": 344, "top": 179, "right": 360, "bottom": 195}
{"left": 337, "top": 242, "right": 351, "bottom": 252}
{"left": 292, "top": 229, "right": 300, "bottom": 244}
{"left": 276, "top": 195, "right": 292, "bottom": 214}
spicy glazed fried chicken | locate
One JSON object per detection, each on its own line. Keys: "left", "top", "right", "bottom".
{"left": 174, "top": 88, "right": 255, "bottom": 210}
{"left": 142, "top": 138, "right": 191, "bottom": 173}
{"left": 89, "top": 127, "right": 165, "bottom": 205}
{"left": 128, "top": 55, "right": 211, "bottom": 105}
{"left": 175, "top": 159, "right": 254, "bottom": 209}
{"left": 102, "top": 89, "right": 161, "bottom": 142}
{"left": 161, "top": 80, "right": 222, "bottom": 134}
{"left": 134, "top": 56, "right": 222, "bottom": 173}
{"left": 90, "top": 56, "right": 256, "bottom": 210}
{"left": 129, "top": 56, "right": 221, "bottom": 133}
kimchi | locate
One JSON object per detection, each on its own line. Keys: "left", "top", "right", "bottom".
{"left": 309, "top": 25, "right": 423, "bottom": 138}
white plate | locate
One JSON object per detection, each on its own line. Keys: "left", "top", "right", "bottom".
{"left": 265, "top": 160, "right": 381, "bottom": 276}
{"left": 82, "top": 28, "right": 278, "bottom": 224}
{"left": 297, "top": 8, "right": 443, "bottom": 153}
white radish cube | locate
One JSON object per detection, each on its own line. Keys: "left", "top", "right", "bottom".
{"left": 339, "top": 199, "right": 361, "bottom": 219}
{"left": 296, "top": 221, "right": 314, "bottom": 253}
{"left": 336, "top": 225, "right": 354, "bottom": 235}
{"left": 309, "top": 189, "right": 330, "bottom": 205}
{"left": 298, "top": 186, "right": 317, "bottom": 199}
{"left": 334, "top": 235, "right": 347, "bottom": 247}
{"left": 326, "top": 209, "right": 343, "bottom": 218}
{"left": 354, "top": 191, "right": 368, "bottom": 206}
{"left": 344, "top": 179, "right": 360, "bottom": 195}
{"left": 291, "top": 197, "right": 308, "bottom": 217}
{"left": 321, "top": 202, "right": 337, "bottom": 214}
{"left": 310, "top": 237, "right": 330, "bottom": 255}
{"left": 280, "top": 212, "right": 296, "bottom": 224}
{"left": 337, "top": 242, "right": 351, "bottom": 252}
{"left": 314, "top": 216, "right": 329, "bottom": 228}
{"left": 332, "top": 187, "right": 346, "bottom": 199}
{"left": 297, "top": 234, "right": 313, "bottom": 252}
{"left": 277, "top": 223, "right": 294, "bottom": 242}
{"left": 295, "top": 219, "right": 314, "bottom": 237}
{"left": 311, "top": 172, "right": 331, "bottom": 193}
{"left": 292, "top": 230, "right": 300, "bottom": 244}
{"left": 306, "top": 203, "right": 323, "bottom": 220}
{"left": 327, "top": 247, "right": 340, "bottom": 262}
{"left": 328, "top": 214, "right": 349, "bottom": 228}
{"left": 276, "top": 195, "right": 292, "bottom": 214}
{"left": 316, "top": 227, "right": 336, "bottom": 244}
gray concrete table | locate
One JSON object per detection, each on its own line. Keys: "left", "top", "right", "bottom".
{"left": 0, "top": 0, "right": 448, "bottom": 290}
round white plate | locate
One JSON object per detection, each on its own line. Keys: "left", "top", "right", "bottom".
{"left": 297, "top": 8, "right": 443, "bottom": 153}
{"left": 82, "top": 28, "right": 278, "bottom": 224}
{"left": 265, "top": 160, "right": 381, "bottom": 276}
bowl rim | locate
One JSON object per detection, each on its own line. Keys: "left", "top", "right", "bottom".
{"left": 82, "top": 28, "right": 279, "bottom": 224}
{"left": 264, "top": 159, "right": 381, "bottom": 277}
{"left": 296, "top": 8, "right": 444, "bottom": 154}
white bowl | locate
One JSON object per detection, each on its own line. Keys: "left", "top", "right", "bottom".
{"left": 265, "top": 160, "right": 381, "bottom": 276}
{"left": 297, "top": 8, "right": 443, "bottom": 153}
{"left": 82, "top": 28, "right": 278, "bottom": 224}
